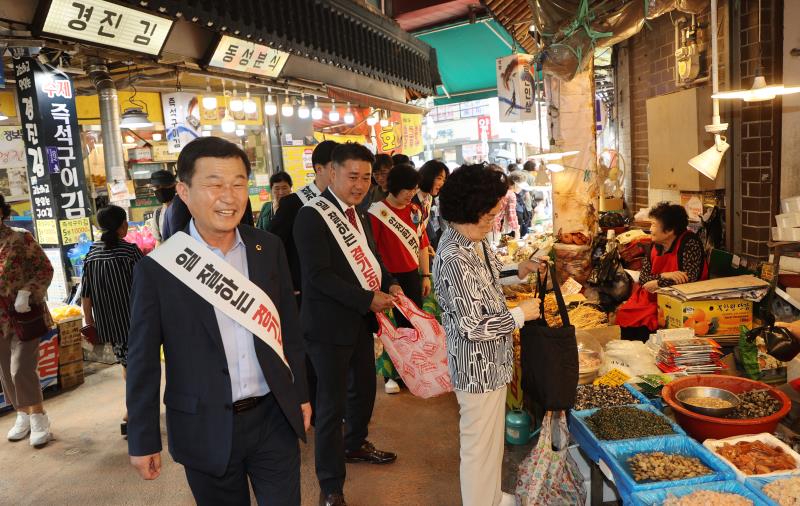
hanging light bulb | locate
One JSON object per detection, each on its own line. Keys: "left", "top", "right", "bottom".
{"left": 124, "top": 134, "right": 135, "bottom": 144}
{"left": 379, "top": 110, "right": 389, "bottom": 128}
{"left": 366, "top": 107, "right": 379, "bottom": 127}
{"left": 243, "top": 83, "right": 257, "bottom": 114}
{"left": 311, "top": 98, "right": 323, "bottom": 120}
{"left": 229, "top": 85, "right": 243, "bottom": 112}
{"left": 221, "top": 111, "right": 236, "bottom": 133}
{"left": 202, "top": 77, "right": 217, "bottom": 110}
{"left": 281, "top": 90, "right": 294, "bottom": 117}
{"left": 264, "top": 88, "right": 277, "bottom": 116}
{"left": 328, "top": 100, "right": 340, "bottom": 122}
{"left": 235, "top": 128, "right": 245, "bottom": 137}
{"left": 151, "top": 133, "right": 162, "bottom": 142}
{"left": 343, "top": 102, "right": 355, "bottom": 124}
{"left": 201, "top": 130, "right": 212, "bottom": 137}
{"left": 297, "top": 94, "right": 310, "bottom": 119}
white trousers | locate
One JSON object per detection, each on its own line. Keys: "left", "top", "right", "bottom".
{"left": 456, "top": 386, "right": 507, "bottom": 506}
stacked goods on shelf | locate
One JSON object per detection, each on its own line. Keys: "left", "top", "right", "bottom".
{"left": 657, "top": 338, "right": 725, "bottom": 374}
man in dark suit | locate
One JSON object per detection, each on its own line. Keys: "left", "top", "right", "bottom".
{"left": 294, "top": 142, "right": 401, "bottom": 506}
{"left": 126, "top": 137, "right": 310, "bottom": 506}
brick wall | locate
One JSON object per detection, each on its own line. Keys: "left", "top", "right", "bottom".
{"left": 738, "top": 0, "right": 782, "bottom": 259}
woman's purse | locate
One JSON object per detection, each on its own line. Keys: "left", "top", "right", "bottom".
{"left": 519, "top": 264, "right": 579, "bottom": 411}
{"left": 8, "top": 303, "right": 50, "bottom": 342}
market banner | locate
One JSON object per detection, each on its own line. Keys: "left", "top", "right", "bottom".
{"left": 375, "top": 113, "right": 424, "bottom": 156}
{"left": 14, "top": 56, "right": 91, "bottom": 229}
{"left": 161, "top": 92, "right": 201, "bottom": 154}
{"left": 496, "top": 54, "right": 537, "bottom": 122}
{"left": 150, "top": 232, "right": 291, "bottom": 372}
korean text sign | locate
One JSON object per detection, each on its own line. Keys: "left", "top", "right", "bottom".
{"left": 207, "top": 35, "right": 289, "bottom": 78}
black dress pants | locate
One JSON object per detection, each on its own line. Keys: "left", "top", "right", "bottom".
{"left": 183, "top": 394, "right": 300, "bottom": 506}
{"left": 306, "top": 325, "right": 377, "bottom": 495}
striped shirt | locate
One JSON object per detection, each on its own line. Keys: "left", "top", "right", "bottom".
{"left": 80, "top": 240, "right": 143, "bottom": 345}
{"left": 433, "top": 227, "right": 520, "bottom": 393}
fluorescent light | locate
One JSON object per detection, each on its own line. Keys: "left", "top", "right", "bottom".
{"left": 151, "top": 133, "right": 162, "bottom": 141}
{"left": 264, "top": 94, "right": 277, "bottom": 116}
{"left": 311, "top": 99, "right": 323, "bottom": 120}
{"left": 119, "top": 108, "right": 153, "bottom": 129}
{"left": 343, "top": 103, "right": 354, "bottom": 124}
{"left": 329, "top": 100, "right": 339, "bottom": 122}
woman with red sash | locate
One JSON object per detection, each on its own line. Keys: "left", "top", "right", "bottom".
{"left": 617, "top": 203, "right": 708, "bottom": 341}
{"left": 368, "top": 163, "right": 431, "bottom": 393}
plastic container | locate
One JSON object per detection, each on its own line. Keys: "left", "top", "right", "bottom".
{"left": 661, "top": 375, "right": 791, "bottom": 442}
{"left": 599, "top": 435, "right": 734, "bottom": 503}
{"left": 631, "top": 479, "right": 770, "bottom": 506}
{"left": 569, "top": 403, "right": 686, "bottom": 463}
{"left": 745, "top": 474, "right": 800, "bottom": 506}
{"left": 704, "top": 433, "right": 800, "bottom": 482}
{"left": 776, "top": 213, "right": 800, "bottom": 229}
{"left": 578, "top": 333, "right": 603, "bottom": 384}
{"left": 782, "top": 196, "right": 800, "bottom": 214}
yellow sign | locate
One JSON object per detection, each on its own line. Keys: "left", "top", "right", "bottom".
{"left": 282, "top": 146, "right": 315, "bottom": 187}
{"left": 400, "top": 113, "right": 423, "bottom": 156}
{"left": 0, "top": 92, "right": 17, "bottom": 119}
{"left": 76, "top": 91, "right": 164, "bottom": 126}
{"left": 36, "top": 219, "right": 59, "bottom": 246}
{"left": 152, "top": 142, "right": 178, "bottom": 162}
{"left": 313, "top": 132, "right": 368, "bottom": 145}
{"left": 199, "top": 96, "right": 263, "bottom": 126}
{"left": 60, "top": 217, "right": 92, "bottom": 245}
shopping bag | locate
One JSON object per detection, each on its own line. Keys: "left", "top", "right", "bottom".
{"left": 375, "top": 294, "right": 452, "bottom": 398}
{"left": 519, "top": 264, "right": 579, "bottom": 410}
{"left": 515, "top": 411, "right": 586, "bottom": 506}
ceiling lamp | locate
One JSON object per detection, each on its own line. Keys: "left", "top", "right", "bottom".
{"left": 151, "top": 133, "right": 162, "bottom": 142}
{"left": 366, "top": 107, "right": 379, "bottom": 127}
{"left": 202, "top": 77, "right": 217, "bottom": 110}
{"left": 329, "top": 100, "right": 340, "bottom": 122}
{"left": 120, "top": 107, "right": 153, "bottom": 129}
{"left": 713, "top": 73, "right": 800, "bottom": 102}
{"left": 264, "top": 88, "right": 277, "bottom": 116}
{"left": 229, "top": 85, "right": 243, "bottom": 112}
{"left": 243, "top": 84, "right": 257, "bottom": 114}
{"left": 221, "top": 111, "right": 236, "bottom": 133}
{"left": 379, "top": 110, "right": 389, "bottom": 128}
{"left": 311, "top": 98, "right": 323, "bottom": 120}
{"left": 235, "top": 128, "right": 245, "bottom": 137}
{"left": 689, "top": 135, "right": 729, "bottom": 179}
{"left": 281, "top": 90, "right": 294, "bottom": 117}
{"left": 297, "top": 94, "right": 310, "bottom": 119}
{"left": 343, "top": 103, "right": 355, "bottom": 124}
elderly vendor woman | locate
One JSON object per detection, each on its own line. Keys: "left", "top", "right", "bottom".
{"left": 617, "top": 202, "right": 708, "bottom": 341}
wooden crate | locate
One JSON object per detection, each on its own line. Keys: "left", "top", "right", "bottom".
{"left": 59, "top": 343, "right": 83, "bottom": 365}
{"left": 58, "top": 360, "right": 84, "bottom": 389}
{"left": 57, "top": 318, "right": 83, "bottom": 347}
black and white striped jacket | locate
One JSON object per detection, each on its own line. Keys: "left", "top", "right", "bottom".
{"left": 433, "top": 227, "right": 516, "bottom": 393}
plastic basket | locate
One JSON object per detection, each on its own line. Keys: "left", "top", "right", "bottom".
{"left": 704, "top": 433, "right": 800, "bottom": 482}
{"left": 631, "top": 479, "right": 770, "bottom": 506}
{"left": 569, "top": 404, "right": 685, "bottom": 463}
{"left": 745, "top": 474, "right": 800, "bottom": 506}
{"left": 599, "top": 435, "right": 735, "bottom": 502}
{"left": 624, "top": 382, "right": 666, "bottom": 411}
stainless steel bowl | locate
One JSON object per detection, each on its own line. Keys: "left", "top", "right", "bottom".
{"left": 676, "top": 386, "right": 741, "bottom": 417}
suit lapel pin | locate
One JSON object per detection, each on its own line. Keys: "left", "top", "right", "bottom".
{"left": 256, "top": 244, "right": 262, "bottom": 251}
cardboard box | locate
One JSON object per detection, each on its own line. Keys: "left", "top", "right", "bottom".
{"left": 128, "top": 146, "right": 152, "bottom": 162}
{"left": 58, "top": 360, "right": 84, "bottom": 389}
{"left": 657, "top": 294, "right": 753, "bottom": 337}
{"left": 57, "top": 318, "right": 82, "bottom": 347}
{"left": 59, "top": 343, "right": 83, "bottom": 364}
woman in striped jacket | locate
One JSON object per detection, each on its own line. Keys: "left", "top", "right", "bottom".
{"left": 433, "top": 164, "right": 542, "bottom": 506}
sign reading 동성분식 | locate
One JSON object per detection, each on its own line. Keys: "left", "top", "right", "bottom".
{"left": 207, "top": 35, "right": 289, "bottom": 78}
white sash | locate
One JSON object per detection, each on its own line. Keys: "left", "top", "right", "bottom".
{"left": 307, "top": 196, "right": 383, "bottom": 291}
{"left": 150, "top": 232, "right": 290, "bottom": 372}
{"left": 296, "top": 182, "right": 321, "bottom": 206}
{"left": 368, "top": 201, "right": 420, "bottom": 262}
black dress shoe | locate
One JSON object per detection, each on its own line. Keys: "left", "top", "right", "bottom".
{"left": 319, "top": 492, "right": 347, "bottom": 506}
{"left": 345, "top": 441, "right": 397, "bottom": 464}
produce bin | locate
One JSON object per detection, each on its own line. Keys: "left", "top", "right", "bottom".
{"left": 704, "top": 433, "right": 800, "bottom": 482}
{"left": 745, "top": 474, "right": 800, "bottom": 506}
{"left": 630, "top": 479, "right": 770, "bottom": 506}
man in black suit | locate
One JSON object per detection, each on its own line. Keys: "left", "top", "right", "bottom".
{"left": 126, "top": 137, "right": 310, "bottom": 506}
{"left": 294, "top": 142, "right": 401, "bottom": 506}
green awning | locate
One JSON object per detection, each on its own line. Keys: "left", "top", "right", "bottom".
{"left": 415, "top": 19, "right": 515, "bottom": 106}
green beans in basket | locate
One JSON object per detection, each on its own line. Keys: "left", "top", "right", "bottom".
{"left": 585, "top": 406, "right": 676, "bottom": 440}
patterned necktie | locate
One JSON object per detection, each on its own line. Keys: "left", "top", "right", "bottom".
{"left": 345, "top": 207, "right": 359, "bottom": 232}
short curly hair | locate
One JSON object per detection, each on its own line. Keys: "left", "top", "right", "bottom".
{"left": 649, "top": 202, "right": 689, "bottom": 235}
{"left": 439, "top": 164, "right": 508, "bottom": 224}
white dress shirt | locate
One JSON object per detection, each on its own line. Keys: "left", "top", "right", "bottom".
{"left": 189, "top": 220, "right": 269, "bottom": 401}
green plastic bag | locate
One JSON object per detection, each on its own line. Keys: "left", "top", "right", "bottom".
{"left": 738, "top": 324, "right": 761, "bottom": 379}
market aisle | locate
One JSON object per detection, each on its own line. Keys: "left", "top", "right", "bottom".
{"left": 0, "top": 364, "right": 464, "bottom": 506}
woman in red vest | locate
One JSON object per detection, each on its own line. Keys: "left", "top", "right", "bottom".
{"left": 617, "top": 202, "right": 708, "bottom": 341}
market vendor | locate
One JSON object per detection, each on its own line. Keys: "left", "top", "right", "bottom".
{"left": 617, "top": 202, "right": 708, "bottom": 341}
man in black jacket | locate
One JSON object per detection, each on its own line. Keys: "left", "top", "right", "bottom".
{"left": 126, "top": 137, "right": 310, "bottom": 506}
{"left": 294, "top": 142, "right": 401, "bottom": 506}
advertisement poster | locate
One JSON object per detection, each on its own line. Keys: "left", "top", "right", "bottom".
{"left": 59, "top": 217, "right": 91, "bottom": 245}
{"left": 282, "top": 146, "right": 315, "bottom": 188}
{"left": 161, "top": 92, "right": 201, "bottom": 154}
{"left": 374, "top": 113, "right": 424, "bottom": 156}
{"left": 496, "top": 54, "right": 537, "bottom": 122}
{"left": 45, "top": 248, "right": 69, "bottom": 302}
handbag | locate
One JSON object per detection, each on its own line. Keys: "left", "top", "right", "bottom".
{"left": 8, "top": 303, "right": 50, "bottom": 342}
{"left": 515, "top": 411, "right": 587, "bottom": 506}
{"left": 519, "top": 264, "right": 579, "bottom": 411}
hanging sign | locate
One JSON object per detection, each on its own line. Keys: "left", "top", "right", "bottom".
{"left": 15, "top": 57, "right": 91, "bottom": 223}
{"left": 37, "top": 0, "right": 173, "bottom": 56}
{"left": 207, "top": 35, "right": 289, "bottom": 78}
{"left": 161, "top": 92, "right": 201, "bottom": 154}
{"left": 0, "top": 127, "right": 25, "bottom": 169}
{"left": 374, "top": 113, "right": 424, "bottom": 156}
{"left": 496, "top": 54, "right": 537, "bottom": 122}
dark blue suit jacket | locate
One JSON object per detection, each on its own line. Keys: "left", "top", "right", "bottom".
{"left": 126, "top": 224, "right": 308, "bottom": 477}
